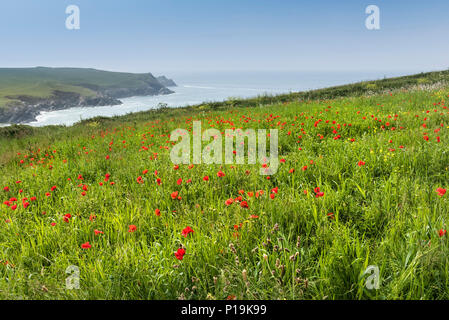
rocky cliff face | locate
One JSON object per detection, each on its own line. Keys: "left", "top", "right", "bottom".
{"left": 0, "top": 91, "right": 123, "bottom": 123}
{"left": 0, "top": 84, "right": 174, "bottom": 124}
{"left": 156, "top": 76, "right": 177, "bottom": 87}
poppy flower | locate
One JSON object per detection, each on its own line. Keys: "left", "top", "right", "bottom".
{"left": 171, "top": 191, "right": 179, "bottom": 199}
{"left": 217, "top": 171, "right": 225, "bottom": 177}
{"left": 175, "top": 248, "right": 186, "bottom": 260}
{"left": 240, "top": 201, "right": 249, "bottom": 208}
{"left": 314, "top": 187, "right": 324, "bottom": 198}
{"left": 225, "top": 198, "right": 234, "bottom": 206}
{"left": 203, "top": 176, "right": 209, "bottom": 181}
{"left": 94, "top": 229, "right": 104, "bottom": 235}
{"left": 81, "top": 242, "right": 92, "bottom": 249}
{"left": 128, "top": 225, "right": 137, "bottom": 232}
{"left": 3, "top": 186, "right": 9, "bottom": 192}
{"left": 155, "top": 208, "right": 161, "bottom": 216}
{"left": 177, "top": 178, "right": 182, "bottom": 185}
{"left": 439, "top": 229, "right": 447, "bottom": 237}
{"left": 357, "top": 161, "right": 366, "bottom": 166}
{"left": 436, "top": 188, "right": 446, "bottom": 197}
{"left": 181, "top": 226, "right": 194, "bottom": 237}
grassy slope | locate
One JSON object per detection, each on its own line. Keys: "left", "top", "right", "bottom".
{"left": 0, "top": 71, "right": 449, "bottom": 299}
{"left": 0, "top": 67, "right": 163, "bottom": 109}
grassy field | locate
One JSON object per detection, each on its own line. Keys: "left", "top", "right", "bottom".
{"left": 0, "top": 71, "right": 449, "bottom": 299}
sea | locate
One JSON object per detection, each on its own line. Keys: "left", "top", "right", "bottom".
{"left": 0, "top": 70, "right": 416, "bottom": 127}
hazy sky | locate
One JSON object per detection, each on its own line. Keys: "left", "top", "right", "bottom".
{"left": 0, "top": 0, "right": 448, "bottom": 76}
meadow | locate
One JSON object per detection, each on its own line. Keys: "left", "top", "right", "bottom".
{"left": 0, "top": 71, "right": 449, "bottom": 299}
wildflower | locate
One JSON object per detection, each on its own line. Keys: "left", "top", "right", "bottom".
{"left": 155, "top": 208, "right": 161, "bottom": 216}
{"left": 217, "top": 170, "right": 225, "bottom": 177}
{"left": 436, "top": 188, "right": 446, "bottom": 197}
{"left": 314, "top": 187, "right": 324, "bottom": 198}
{"left": 94, "top": 229, "right": 104, "bottom": 235}
{"left": 439, "top": 229, "right": 447, "bottom": 237}
{"left": 358, "top": 161, "right": 366, "bottom": 166}
{"left": 181, "top": 226, "right": 194, "bottom": 237}
{"left": 128, "top": 225, "right": 137, "bottom": 232}
{"left": 63, "top": 213, "right": 72, "bottom": 223}
{"left": 175, "top": 248, "right": 186, "bottom": 260}
{"left": 171, "top": 191, "right": 179, "bottom": 199}
{"left": 240, "top": 201, "right": 249, "bottom": 208}
{"left": 81, "top": 242, "right": 92, "bottom": 249}
{"left": 203, "top": 176, "right": 209, "bottom": 181}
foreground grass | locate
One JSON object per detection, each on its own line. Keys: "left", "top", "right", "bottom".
{"left": 0, "top": 78, "right": 449, "bottom": 299}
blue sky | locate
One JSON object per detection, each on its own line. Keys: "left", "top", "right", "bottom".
{"left": 0, "top": 0, "right": 448, "bottom": 75}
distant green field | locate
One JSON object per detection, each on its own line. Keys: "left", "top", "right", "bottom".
{"left": 0, "top": 67, "right": 165, "bottom": 109}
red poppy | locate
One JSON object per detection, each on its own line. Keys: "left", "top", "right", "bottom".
{"left": 203, "top": 176, "right": 209, "bottom": 181}
{"left": 177, "top": 178, "right": 182, "bottom": 185}
{"left": 171, "top": 191, "right": 179, "bottom": 199}
{"left": 81, "top": 242, "right": 92, "bottom": 249}
{"left": 314, "top": 187, "right": 324, "bottom": 198}
{"left": 155, "top": 208, "right": 161, "bottom": 216}
{"left": 181, "top": 226, "right": 194, "bottom": 237}
{"left": 436, "top": 188, "right": 446, "bottom": 197}
{"left": 217, "top": 171, "right": 225, "bottom": 177}
{"left": 3, "top": 186, "right": 9, "bottom": 192}
{"left": 175, "top": 248, "right": 186, "bottom": 260}
{"left": 240, "top": 201, "right": 249, "bottom": 208}
{"left": 94, "top": 229, "right": 104, "bottom": 235}
{"left": 357, "top": 161, "right": 366, "bottom": 166}
{"left": 439, "top": 229, "right": 447, "bottom": 237}
{"left": 225, "top": 198, "right": 234, "bottom": 206}
{"left": 128, "top": 225, "right": 137, "bottom": 232}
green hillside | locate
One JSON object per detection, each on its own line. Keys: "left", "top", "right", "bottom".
{"left": 0, "top": 67, "right": 168, "bottom": 109}
{"left": 1, "top": 70, "right": 449, "bottom": 299}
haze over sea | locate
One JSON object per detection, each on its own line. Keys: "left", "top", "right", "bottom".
{"left": 3, "top": 70, "right": 417, "bottom": 127}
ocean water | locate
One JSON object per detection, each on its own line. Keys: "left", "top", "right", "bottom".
{"left": 2, "top": 70, "right": 413, "bottom": 127}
